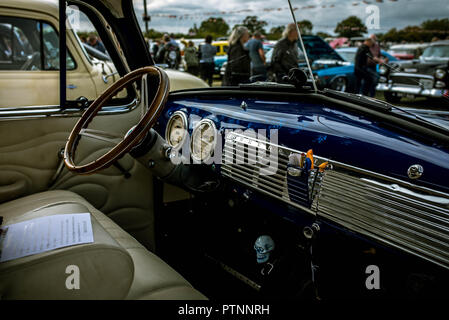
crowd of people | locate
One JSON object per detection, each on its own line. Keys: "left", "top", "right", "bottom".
{"left": 221, "top": 23, "right": 302, "bottom": 86}
{"left": 148, "top": 24, "right": 393, "bottom": 97}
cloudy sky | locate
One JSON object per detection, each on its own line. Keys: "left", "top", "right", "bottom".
{"left": 131, "top": 0, "right": 449, "bottom": 35}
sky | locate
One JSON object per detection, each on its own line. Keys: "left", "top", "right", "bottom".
{"left": 131, "top": 0, "right": 449, "bottom": 36}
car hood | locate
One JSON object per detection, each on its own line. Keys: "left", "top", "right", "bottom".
{"left": 312, "top": 59, "right": 351, "bottom": 71}
{"left": 394, "top": 59, "right": 448, "bottom": 75}
{"left": 398, "top": 108, "right": 449, "bottom": 131}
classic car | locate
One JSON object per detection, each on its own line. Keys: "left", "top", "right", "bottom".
{"left": 309, "top": 47, "right": 399, "bottom": 93}
{"left": 212, "top": 40, "right": 229, "bottom": 57}
{"left": 388, "top": 43, "right": 428, "bottom": 61}
{"left": 336, "top": 47, "right": 398, "bottom": 67}
{"left": 0, "top": 0, "right": 207, "bottom": 108}
{"left": 0, "top": 0, "right": 448, "bottom": 302}
{"left": 262, "top": 35, "right": 356, "bottom": 90}
{"left": 377, "top": 40, "right": 449, "bottom": 103}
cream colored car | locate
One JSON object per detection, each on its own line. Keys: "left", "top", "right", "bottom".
{"left": 0, "top": 0, "right": 207, "bottom": 108}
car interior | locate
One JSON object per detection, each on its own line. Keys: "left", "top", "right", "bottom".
{"left": 0, "top": 0, "right": 448, "bottom": 301}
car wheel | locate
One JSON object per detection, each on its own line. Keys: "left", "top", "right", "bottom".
{"left": 384, "top": 92, "right": 402, "bottom": 103}
{"left": 330, "top": 77, "right": 347, "bottom": 92}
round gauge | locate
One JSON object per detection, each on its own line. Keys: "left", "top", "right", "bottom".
{"left": 165, "top": 111, "right": 188, "bottom": 149}
{"left": 191, "top": 119, "right": 217, "bottom": 162}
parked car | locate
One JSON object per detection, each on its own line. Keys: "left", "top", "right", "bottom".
{"left": 214, "top": 54, "right": 227, "bottom": 75}
{"left": 0, "top": 2, "right": 207, "bottom": 108}
{"left": 264, "top": 39, "right": 371, "bottom": 92}
{"left": 1, "top": 0, "right": 449, "bottom": 302}
{"left": 336, "top": 47, "right": 398, "bottom": 67}
{"left": 377, "top": 40, "right": 449, "bottom": 103}
{"left": 212, "top": 40, "right": 229, "bottom": 56}
{"left": 312, "top": 47, "right": 397, "bottom": 92}
{"left": 388, "top": 43, "right": 428, "bottom": 60}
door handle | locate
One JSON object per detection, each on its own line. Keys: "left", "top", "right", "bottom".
{"left": 0, "top": 180, "right": 28, "bottom": 203}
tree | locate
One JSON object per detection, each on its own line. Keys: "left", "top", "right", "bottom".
{"left": 421, "top": 18, "right": 449, "bottom": 32}
{"left": 266, "top": 25, "right": 284, "bottom": 40}
{"left": 242, "top": 16, "right": 268, "bottom": 34}
{"left": 188, "top": 23, "right": 199, "bottom": 36}
{"left": 421, "top": 18, "right": 449, "bottom": 40}
{"left": 144, "top": 28, "right": 165, "bottom": 40}
{"left": 198, "top": 17, "right": 230, "bottom": 39}
{"left": 334, "top": 16, "right": 367, "bottom": 38}
{"left": 316, "top": 32, "right": 332, "bottom": 39}
{"left": 298, "top": 20, "right": 313, "bottom": 35}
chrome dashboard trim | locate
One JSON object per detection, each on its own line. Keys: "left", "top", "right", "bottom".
{"left": 313, "top": 165, "right": 449, "bottom": 270}
{"left": 221, "top": 131, "right": 449, "bottom": 269}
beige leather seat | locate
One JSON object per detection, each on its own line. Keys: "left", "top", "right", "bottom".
{"left": 0, "top": 190, "right": 206, "bottom": 300}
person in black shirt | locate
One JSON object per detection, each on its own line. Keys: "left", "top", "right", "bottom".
{"left": 271, "top": 23, "right": 299, "bottom": 83}
{"left": 223, "top": 26, "right": 250, "bottom": 86}
{"left": 354, "top": 38, "right": 376, "bottom": 96}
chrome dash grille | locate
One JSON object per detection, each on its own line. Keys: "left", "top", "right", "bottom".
{"left": 221, "top": 132, "right": 323, "bottom": 214}
{"left": 313, "top": 167, "right": 449, "bottom": 270}
{"left": 220, "top": 132, "right": 449, "bottom": 269}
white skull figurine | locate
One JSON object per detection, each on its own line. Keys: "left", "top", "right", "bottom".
{"left": 254, "top": 235, "right": 275, "bottom": 264}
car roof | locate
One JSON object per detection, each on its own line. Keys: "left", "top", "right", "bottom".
{"left": 389, "top": 43, "right": 429, "bottom": 49}
{"left": 0, "top": 0, "right": 58, "bottom": 19}
{"left": 336, "top": 47, "right": 357, "bottom": 52}
{"left": 430, "top": 40, "right": 449, "bottom": 46}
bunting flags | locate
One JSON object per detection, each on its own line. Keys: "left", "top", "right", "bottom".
{"left": 147, "top": 0, "right": 404, "bottom": 20}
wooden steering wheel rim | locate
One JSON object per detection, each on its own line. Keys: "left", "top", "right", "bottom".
{"left": 64, "top": 66, "right": 169, "bottom": 175}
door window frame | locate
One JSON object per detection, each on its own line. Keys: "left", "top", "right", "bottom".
{"left": 0, "top": 3, "right": 136, "bottom": 120}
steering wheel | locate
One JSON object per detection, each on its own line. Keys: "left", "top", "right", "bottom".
{"left": 64, "top": 66, "right": 169, "bottom": 175}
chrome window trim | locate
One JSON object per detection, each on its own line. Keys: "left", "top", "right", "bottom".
{"left": 0, "top": 99, "right": 138, "bottom": 121}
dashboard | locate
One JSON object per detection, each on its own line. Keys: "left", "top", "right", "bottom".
{"left": 154, "top": 90, "right": 449, "bottom": 272}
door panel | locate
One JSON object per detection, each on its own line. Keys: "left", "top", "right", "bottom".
{"left": 0, "top": 4, "right": 156, "bottom": 250}
{"left": 0, "top": 105, "right": 156, "bottom": 250}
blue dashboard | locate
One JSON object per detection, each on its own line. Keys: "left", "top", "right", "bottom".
{"left": 154, "top": 88, "right": 449, "bottom": 274}
{"left": 157, "top": 90, "right": 449, "bottom": 193}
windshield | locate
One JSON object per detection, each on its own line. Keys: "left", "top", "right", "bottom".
{"left": 337, "top": 51, "right": 356, "bottom": 63}
{"left": 300, "top": 36, "right": 343, "bottom": 61}
{"left": 390, "top": 48, "right": 416, "bottom": 55}
{"left": 130, "top": 0, "right": 449, "bottom": 118}
{"left": 421, "top": 45, "right": 449, "bottom": 59}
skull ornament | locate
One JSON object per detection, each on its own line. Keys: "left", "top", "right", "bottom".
{"left": 254, "top": 235, "right": 275, "bottom": 264}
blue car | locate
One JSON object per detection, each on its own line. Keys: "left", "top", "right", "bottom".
{"left": 312, "top": 47, "right": 398, "bottom": 92}
{"left": 266, "top": 37, "right": 397, "bottom": 92}
{"left": 214, "top": 55, "right": 227, "bottom": 76}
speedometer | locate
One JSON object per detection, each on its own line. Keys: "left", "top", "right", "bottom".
{"left": 191, "top": 119, "right": 217, "bottom": 162}
{"left": 165, "top": 111, "right": 188, "bottom": 149}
